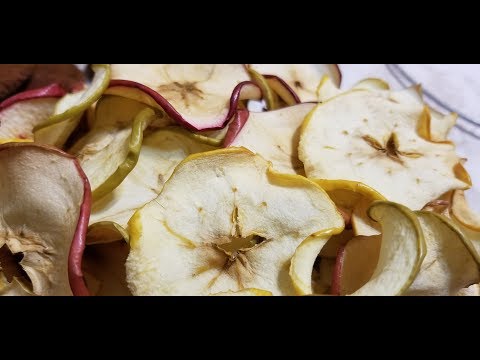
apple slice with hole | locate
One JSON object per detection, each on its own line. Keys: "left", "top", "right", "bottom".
{"left": 70, "top": 96, "right": 163, "bottom": 201}
{"left": 108, "top": 64, "right": 262, "bottom": 131}
{"left": 247, "top": 64, "right": 341, "bottom": 103}
{"left": 89, "top": 127, "right": 217, "bottom": 228}
{"left": 0, "top": 84, "right": 66, "bottom": 140}
{"left": 405, "top": 211, "right": 480, "bottom": 295}
{"left": 0, "top": 143, "right": 90, "bottom": 296}
{"left": 299, "top": 90, "right": 469, "bottom": 210}
{"left": 225, "top": 103, "right": 316, "bottom": 174}
{"left": 33, "top": 64, "right": 110, "bottom": 147}
{"left": 126, "top": 148, "right": 344, "bottom": 296}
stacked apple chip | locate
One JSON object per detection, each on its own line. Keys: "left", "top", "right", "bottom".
{"left": 1, "top": 63, "right": 479, "bottom": 296}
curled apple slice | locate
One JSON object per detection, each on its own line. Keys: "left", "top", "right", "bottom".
{"left": 70, "top": 96, "right": 161, "bottom": 200}
{"left": 126, "top": 148, "right": 344, "bottom": 295}
{"left": 350, "top": 201, "right": 425, "bottom": 296}
{"left": 248, "top": 64, "right": 341, "bottom": 103}
{"left": 89, "top": 127, "right": 216, "bottom": 228}
{"left": 0, "top": 143, "right": 90, "bottom": 296}
{"left": 33, "top": 64, "right": 110, "bottom": 147}
{"left": 225, "top": 103, "right": 316, "bottom": 174}
{"left": 406, "top": 211, "right": 480, "bottom": 295}
{"left": 108, "top": 64, "right": 262, "bottom": 131}
{"left": 299, "top": 90, "right": 469, "bottom": 210}
{"left": 313, "top": 179, "right": 386, "bottom": 236}
{"left": 289, "top": 229, "right": 342, "bottom": 295}
{"left": 0, "top": 84, "right": 65, "bottom": 140}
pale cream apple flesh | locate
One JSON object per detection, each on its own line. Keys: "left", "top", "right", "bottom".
{"left": 299, "top": 90, "right": 469, "bottom": 210}
{"left": 110, "top": 64, "right": 261, "bottom": 130}
{"left": 248, "top": 64, "right": 341, "bottom": 102}
{"left": 227, "top": 103, "right": 316, "bottom": 174}
{"left": 0, "top": 143, "right": 89, "bottom": 296}
{"left": 126, "top": 148, "right": 344, "bottom": 296}
{"left": 89, "top": 127, "right": 216, "bottom": 228}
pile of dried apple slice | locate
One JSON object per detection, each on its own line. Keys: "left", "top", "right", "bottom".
{"left": 1, "top": 63, "right": 479, "bottom": 296}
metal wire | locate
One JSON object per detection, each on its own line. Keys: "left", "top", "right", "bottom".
{"left": 386, "top": 64, "right": 480, "bottom": 140}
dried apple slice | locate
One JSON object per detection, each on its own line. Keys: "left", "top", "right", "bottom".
{"left": 317, "top": 77, "right": 456, "bottom": 142}
{"left": 313, "top": 179, "right": 386, "bottom": 236}
{"left": 0, "top": 84, "right": 65, "bottom": 140}
{"left": 248, "top": 64, "right": 341, "bottom": 103}
{"left": 349, "top": 201, "right": 425, "bottom": 296}
{"left": 0, "top": 143, "right": 90, "bottom": 296}
{"left": 225, "top": 103, "right": 316, "bottom": 174}
{"left": 299, "top": 90, "right": 469, "bottom": 210}
{"left": 126, "top": 148, "right": 344, "bottom": 296}
{"left": 89, "top": 127, "right": 216, "bottom": 228}
{"left": 405, "top": 211, "right": 480, "bottom": 295}
{"left": 289, "top": 229, "right": 342, "bottom": 295}
{"left": 450, "top": 190, "right": 480, "bottom": 231}
{"left": 291, "top": 201, "right": 424, "bottom": 296}
{"left": 108, "top": 64, "right": 262, "bottom": 131}
{"left": 70, "top": 96, "right": 161, "bottom": 200}
{"left": 33, "top": 64, "right": 110, "bottom": 147}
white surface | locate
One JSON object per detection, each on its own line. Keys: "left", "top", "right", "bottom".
{"left": 339, "top": 64, "right": 480, "bottom": 212}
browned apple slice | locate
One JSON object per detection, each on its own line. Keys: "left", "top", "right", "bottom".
{"left": 0, "top": 143, "right": 91, "bottom": 296}
{"left": 0, "top": 84, "right": 66, "bottom": 140}
{"left": 248, "top": 64, "right": 341, "bottom": 103}
{"left": 108, "top": 64, "right": 262, "bottom": 131}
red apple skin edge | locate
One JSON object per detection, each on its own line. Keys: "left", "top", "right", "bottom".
{"left": 69, "top": 159, "right": 92, "bottom": 296}
{"left": 108, "top": 79, "right": 262, "bottom": 132}
{"left": 0, "top": 143, "right": 92, "bottom": 296}
{"left": 331, "top": 245, "right": 346, "bottom": 296}
{"left": 0, "top": 83, "right": 66, "bottom": 111}
{"left": 222, "top": 109, "right": 250, "bottom": 147}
